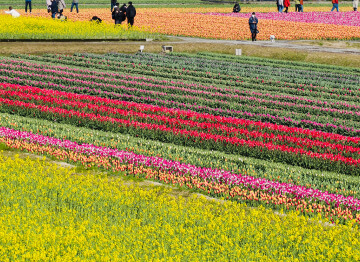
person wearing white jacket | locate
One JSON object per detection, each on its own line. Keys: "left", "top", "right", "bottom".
{"left": 56, "top": 0, "right": 66, "bottom": 15}
{"left": 4, "top": 6, "right": 20, "bottom": 17}
{"left": 354, "top": 0, "right": 359, "bottom": 11}
{"left": 278, "top": 0, "right": 284, "bottom": 12}
{"left": 46, "top": 0, "right": 52, "bottom": 12}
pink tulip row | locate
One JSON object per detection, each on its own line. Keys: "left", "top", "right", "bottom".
{"left": 199, "top": 12, "right": 360, "bottom": 27}
{"left": 1, "top": 125, "right": 360, "bottom": 212}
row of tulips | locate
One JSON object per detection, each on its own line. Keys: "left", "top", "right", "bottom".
{"left": 2, "top": 61, "right": 360, "bottom": 122}
{"left": 13, "top": 53, "right": 360, "bottom": 111}
{"left": 0, "top": 126, "right": 359, "bottom": 224}
{"left": 190, "top": 51, "right": 360, "bottom": 75}
{"left": 206, "top": 12, "right": 360, "bottom": 27}
{"left": 4, "top": 89, "right": 360, "bottom": 157}
{"left": 83, "top": 51, "right": 360, "bottom": 92}
{"left": 34, "top": 53, "right": 360, "bottom": 95}
{"left": 2, "top": 112, "right": 359, "bottom": 199}
{"left": 0, "top": 88, "right": 359, "bottom": 174}
{"left": 1, "top": 83, "right": 360, "bottom": 152}
{"left": 12, "top": 53, "right": 359, "bottom": 121}
{"left": 1, "top": 82, "right": 358, "bottom": 144}
{"left": 14, "top": 52, "right": 360, "bottom": 94}
{"left": 1, "top": 65, "right": 360, "bottom": 136}
{"left": 59, "top": 53, "right": 360, "bottom": 91}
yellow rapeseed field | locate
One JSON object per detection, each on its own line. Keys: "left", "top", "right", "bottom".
{"left": 0, "top": 153, "right": 359, "bottom": 261}
{"left": 0, "top": 15, "right": 160, "bottom": 40}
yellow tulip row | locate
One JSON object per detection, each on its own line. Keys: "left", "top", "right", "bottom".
{"left": 0, "top": 153, "right": 359, "bottom": 261}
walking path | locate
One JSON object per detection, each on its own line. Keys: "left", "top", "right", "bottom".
{"left": 166, "top": 36, "right": 360, "bottom": 54}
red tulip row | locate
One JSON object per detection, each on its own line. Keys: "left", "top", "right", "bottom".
{"left": 0, "top": 88, "right": 359, "bottom": 175}
{"left": 6, "top": 57, "right": 360, "bottom": 111}
{"left": 0, "top": 83, "right": 359, "bottom": 160}
{"left": 2, "top": 65, "right": 360, "bottom": 124}
{"left": 0, "top": 86, "right": 359, "bottom": 158}
{"left": 1, "top": 82, "right": 358, "bottom": 146}
{"left": 4, "top": 60, "right": 360, "bottom": 113}
{"left": 2, "top": 67, "right": 360, "bottom": 137}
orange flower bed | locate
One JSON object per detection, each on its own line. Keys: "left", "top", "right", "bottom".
{"left": 21, "top": 7, "right": 360, "bottom": 40}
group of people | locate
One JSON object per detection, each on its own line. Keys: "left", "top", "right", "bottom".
{"left": 4, "top": 0, "right": 137, "bottom": 26}
{"left": 276, "top": 0, "right": 302, "bottom": 13}
{"left": 331, "top": 0, "right": 358, "bottom": 12}
{"left": 233, "top": 0, "right": 359, "bottom": 14}
{"left": 111, "top": 2, "right": 136, "bottom": 26}
{"left": 47, "top": 0, "right": 67, "bottom": 19}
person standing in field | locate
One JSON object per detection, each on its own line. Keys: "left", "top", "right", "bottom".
{"left": 278, "top": 0, "right": 284, "bottom": 12}
{"left": 331, "top": 0, "right": 339, "bottom": 12}
{"left": 50, "top": 0, "right": 58, "bottom": 18}
{"left": 111, "top": 0, "right": 117, "bottom": 12}
{"left": 300, "top": 0, "right": 304, "bottom": 11}
{"left": 354, "top": 0, "right": 358, "bottom": 11}
{"left": 112, "top": 6, "right": 122, "bottom": 24}
{"left": 248, "top": 12, "right": 258, "bottom": 42}
{"left": 57, "top": 0, "right": 66, "bottom": 15}
{"left": 120, "top": 3, "right": 127, "bottom": 22}
{"left": 70, "top": 0, "right": 79, "bottom": 13}
{"left": 284, "top": 0, "right": 290, "bottom": 13}
{"left": 25, "top": 0, "right": 32, "bottom": 14}
{"left": 4, "top": 6, "right": 20, "bottom": 17}
{"left": 295, "top": 0, "right": 301, "bottom": 12}
{"left": 46, "top": 0, "right": 52, "bottom": 13}
{"left": 126, "top": 1, "right": 136, "bottom": 26}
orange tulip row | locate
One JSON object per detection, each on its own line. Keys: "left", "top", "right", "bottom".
{"left": 1, "top": 134, "right": 358, "bottom": 224}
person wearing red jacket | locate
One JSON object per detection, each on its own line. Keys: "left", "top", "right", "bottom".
{"left": 331, "top": 0, "right": 339, "bottom": 12}
{"left": 284, "top": 0, "right": 290, "bottom": 13}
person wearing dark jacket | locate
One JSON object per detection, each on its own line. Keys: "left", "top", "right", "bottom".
{"left": 120, "top": 3, "right": 127, "bottom": 22}
{"left": 111, "top": 0, "right": 117, "bottom": 11}
{"left": 50, "top": 0, "right": 57, "bottom": 18}
{"left": 126, "top": 1, "right": 136, "bottom": 26}
{"left": 112, "top": 6, "right": 123, "bottom": 24}
{"left": 248, "top": 12, "right": 258, "bottom": 42}
{"left": 233, "top": 2, "right": 240, "bottom": 13}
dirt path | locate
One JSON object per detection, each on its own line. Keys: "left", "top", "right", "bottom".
{"left": 166, "top": 36, "right": 360, "bottom": 54}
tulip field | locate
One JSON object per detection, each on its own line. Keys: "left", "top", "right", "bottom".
{"left": 2, "top": 2, "right": 360, "bottom": 259}
{"left": 0, "top": 50, "right": 360, "bottom": 234}
{"left": 1, "top": 6, "right": 357, "bottom": 40}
